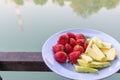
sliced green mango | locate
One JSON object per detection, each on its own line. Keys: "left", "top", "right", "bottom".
{"left": 74, "top": 65, "right": 98, "bottom": 74}
{"left": 104, "top": 48, "right": 118, "bottom": 61}
{"left": 77, "top": 59, "right": 89, "bottom": 67}
{"left": 89, "top": 61, "right": 111, "bottom": 68}
{"left": 87, "top": 44, "right": 106, "bottom": 61}
{"left": 81, "top": 54, "right": 93, "bottom": 63}
{"left": 91, "top": 37, "right": 111, "bottom": 49}
{"left": 85, "top": 39, "right": 93, "bottom": 53}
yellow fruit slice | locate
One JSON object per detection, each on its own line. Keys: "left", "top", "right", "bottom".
{"left": 74, "top": 65, "right": 98, "bottom": 74}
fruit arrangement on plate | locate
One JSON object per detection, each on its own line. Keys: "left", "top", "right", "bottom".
{"left": 52, "top": 32, "right": 118, "bottom": 74}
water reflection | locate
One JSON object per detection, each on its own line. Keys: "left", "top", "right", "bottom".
{"left": 3, "top": 0, "right": 120, "bottom": 31}
{"left": 70, "top": 0, "right": 120, "bottom": 18}
{"left": 14, "top": 0, "right": 24, "bottom": 5}
{"left": 15, "top": 3, "right": 24, "bottom": 31}
{"left": 53, "top": 0, "right": 64, "bottom": 6}
{"left": 33, "top": 0, "right": 47, "bottom": 5}
{"left": 1, "top": 0, "right": 120, "bottom": 52}
{"left": 13, "top": 0, "right": 48, "bottom": 5}
{"left": 11, "top": 0, "right": 120, "bottom": 17}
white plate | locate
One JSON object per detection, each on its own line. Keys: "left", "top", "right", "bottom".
{"left": 42, "top": 28, "right": 120, "bottom": 80}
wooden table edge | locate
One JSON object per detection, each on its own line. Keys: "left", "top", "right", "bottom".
{"left": 0, "top": 52, "right": 119, "bottom": 73}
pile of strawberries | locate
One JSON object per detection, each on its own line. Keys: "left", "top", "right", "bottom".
{"left": 52, "top": 32, "right": 89, "bottom": 64}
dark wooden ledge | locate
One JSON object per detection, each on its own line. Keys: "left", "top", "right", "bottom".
{"left": 0, "top": 52, "right": 119, "bottom": 72}
{"left": 0, "top": 52, "right": 119, "bottom": 80}
{"left": 0, "top": 52, "right": 51, "bottom": 71}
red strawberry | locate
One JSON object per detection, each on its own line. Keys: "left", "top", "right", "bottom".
{"left": 57, "top": 34, "right": 69, "bottom": 45}
{"left": 73, "top": 44, "right": 84, "bottom": 53}
{"left": 52, "top": 44, "right": 64, "bottom": 53}
{"left": 84, "top": 41, "right": 89, "bottom": 51}
{"left": 67, "top": 32, "right": 75, "bottom": 39}
{"left": 76, "top": 39, "right": 85, "bottom": 46}
{"left": 54, "top": 51, "right": 67, "bottom": 63}
{"left": 65, "top": 43, "right": 73, "bottom": 54}
{"left": 68, "top": 51, "right": 81, "bottom": 64}
{"left": 76, "top": 33, "right": 85, "bottom": 40}
{"left": 69, "top": 38, "right": 76, "bottom": 47}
